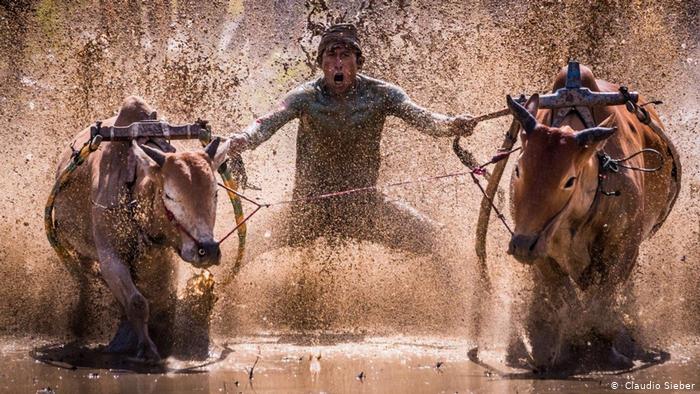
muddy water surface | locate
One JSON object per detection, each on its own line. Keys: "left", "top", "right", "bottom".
{"left": 4, "top": 336, "right": 700, "bottom": 393}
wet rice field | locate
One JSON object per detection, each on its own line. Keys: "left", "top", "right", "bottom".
{"left": 1, "top": 1, "right": 699, "bottom": 393}
{"left": 3, "top": 335, "right": 700, "bottom": 393}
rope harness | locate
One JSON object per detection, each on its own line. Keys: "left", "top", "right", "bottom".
{"left": 596, "top": 148, "right": 665, "bottom": 197}
{"left": 46, "top": 62, "right": 670, "bottom": 283}
{"left": 46, "top": 104, "right": 666, "bottom": 273}
{"left": 208, "top": 144, "right": 524, "bottom": 246}
{"left": 450, "top": 85, "right": 668, "bottom": 237}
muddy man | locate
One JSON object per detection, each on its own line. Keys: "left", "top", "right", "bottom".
{"left": 229, "top": 24, "right": 476, "bottom": 253}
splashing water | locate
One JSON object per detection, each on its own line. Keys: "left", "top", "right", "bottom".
{"left": 0, "top": 0, "right": 698, "bottom": 391}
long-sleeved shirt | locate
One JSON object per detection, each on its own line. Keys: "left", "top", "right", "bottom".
{"left": 242, "top": 74, "right": 458, "bottom": 198}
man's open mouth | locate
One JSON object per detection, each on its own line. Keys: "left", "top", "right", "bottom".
{"left": 334, "top": 73, "right": 344, "bottom": 83}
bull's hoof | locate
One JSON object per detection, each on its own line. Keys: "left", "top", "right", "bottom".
{"left": 611, "top": 328, "right": 665, "bottom": 363}
{"left": 576, "top": 333, "right": 637, "bottom": 372}
{"left": 505, "top": 336, "right": 534, "bottom": 370}
{"left": 135, "top": 340, "right": 161, "bottom": 363}
{"left": 603, "top": 345, "right": 635, "bottom": 371}
{"left": 106, "top": 320, "right": 139, "bottom": 354}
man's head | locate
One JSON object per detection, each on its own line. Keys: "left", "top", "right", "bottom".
{"left": 317, "top": 24, "right": 364, "bottom": 95}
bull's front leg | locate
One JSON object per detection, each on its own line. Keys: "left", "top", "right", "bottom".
{"left": 588, "top": 241, "right": 650, "bottom": 367}
{"left": 525, "top": 257, "right": 582, "bottom": 372}
{"left": 95, "top": 244, "right": 160, "bottom": 361}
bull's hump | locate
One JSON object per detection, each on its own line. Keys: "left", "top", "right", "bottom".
{"left": 552, "top": 64, "right": 601, "bottom": 92}
{"left": 115, "top": 96, "right": 154, "bottom": 126}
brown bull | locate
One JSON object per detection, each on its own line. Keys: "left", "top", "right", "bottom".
{"left": 505, "top": 65, "right": 680, "bottom": 372}
{"left": 53, "top": 96, "right": 230, "bottom": 360}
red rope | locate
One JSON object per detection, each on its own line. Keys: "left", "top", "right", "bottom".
{"left": 467, "top": 147, "right": 521, "bottom": 236}
{"left": 217, "top": 204, "right": 262, "bottom": 245}
{"left": 213, "top": 146, "right": 523, "bottom": 245}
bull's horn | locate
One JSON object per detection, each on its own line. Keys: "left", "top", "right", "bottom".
{"left": 506, "top": 94, "right": 538, "bottom": 134}
{"left": 140, "top": 144, "right": 166, "bottom": 167}
{"left": 204, "top": 137, "right": 221, "bottom": 161}
{"left": 574, "top": 126, "right": 617, "bottom": 146}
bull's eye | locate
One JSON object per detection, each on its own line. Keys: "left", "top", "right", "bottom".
{"left": 514, "top": 165, "right": 520, "bottom": 178}
{"left": 564, "top": 176, "right": 576, "bottom": 189}
{"left": 164, "top": 193, "right": 174, "bottom": 201}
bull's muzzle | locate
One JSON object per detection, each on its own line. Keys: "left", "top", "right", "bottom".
{"left": 508, "top": 233, "right": 540, "bottom": 263}
{"left": 195, "top": 240, "right": 221, "bottom": 267}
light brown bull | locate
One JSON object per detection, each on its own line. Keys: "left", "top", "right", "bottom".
{"left": 505, "top": 65, "right": 680, "bottom": 372}
{"left": 53, "top": 96, "right": 230, "bottom": 360}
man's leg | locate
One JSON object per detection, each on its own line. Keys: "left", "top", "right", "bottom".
{"left": 284, "top": 199, "right": 335, "bottom": 246}
{"left": 242, "top": 199, "right": 331, "bottom": 262}
{"left": 244, "top": 193, "right": 441, "bottom": 255}
{"left": 357, "top": 193, "right": 441, "bottom": 254}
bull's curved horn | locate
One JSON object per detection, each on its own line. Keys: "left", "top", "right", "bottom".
{"left": 140, "top": 144, "right": 166, "bottom": 167}
{"left": 204, "top": 137, "right": 221, "bottom": 161}
{"left": 574, "top": 126, "right": 617, "bottom": 146}
{"left": 506, "top": 94, "right": 538, "bottom": 134}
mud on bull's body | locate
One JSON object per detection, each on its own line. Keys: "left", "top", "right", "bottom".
{"left": 505, "top": 65, "right": 681, "bottom": 372}
{"left": 52, "top": 96, "right": 231, "bottom": 361}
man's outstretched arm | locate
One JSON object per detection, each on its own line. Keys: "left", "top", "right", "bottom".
{"left": 388, "top": 86, "right": 476, "bottom": 137}
{"left": 229, "top": 87, "right": 305, "bottom": 153}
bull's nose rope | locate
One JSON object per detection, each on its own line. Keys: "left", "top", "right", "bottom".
{"left": 163, "top": 200, "right": 204, "bottom": 251}
{"left": 215, "top": 182, "right": 262, "bottom": 246}
{"left": 466, "top": 148, "right": 521, "bottom": 236}
{"left": 198, "top": 133, "right": 249, "bottom": 281}
{"left": 598, "top": 149, "right": 664, "bottom": 174}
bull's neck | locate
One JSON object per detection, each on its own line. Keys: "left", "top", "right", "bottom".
{"left": 545, "top": 153, "right": 604, "bottom": 284}
{"left": 576, "top": 152, "right": 607, "bottom": 229}
{"left": 133, "top": 175, "right": 174, "bottom": 246}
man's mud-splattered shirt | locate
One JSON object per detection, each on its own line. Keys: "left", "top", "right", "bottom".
{"left": 243, "top": 74, "right": 456, "bottom": 197}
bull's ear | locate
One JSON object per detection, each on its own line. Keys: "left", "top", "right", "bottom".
{"left": 132, "top": 140, "right": 164, "bottom": 171}
{"left": 206, "top": 137, "right": 232, "bottom": 170}
{"left": 524, "top": 94, "right": 539, "bottom": 118}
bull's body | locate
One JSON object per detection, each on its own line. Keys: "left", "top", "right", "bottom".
{"left": 507, "top": 65, "right": 681, "bottom": 372}
{"left": 52, "top": 96, "right": 228, "bottom": 360}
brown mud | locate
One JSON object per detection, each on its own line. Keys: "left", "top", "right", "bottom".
{"left": 0, "top": 0, "right": 699, "bottom": 392}
{"left": 2, "top": 335, "right": 700, "bottom": 393}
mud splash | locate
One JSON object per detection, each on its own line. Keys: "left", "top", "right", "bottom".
{"left": 0, "top": 0, "right": 698, "bottom": 390}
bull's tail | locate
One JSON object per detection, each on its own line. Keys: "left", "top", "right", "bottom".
{"left": 643, "top": 107, "right": 682, "bottom": 237}
{"left": 46, "top": 136, "right": 102, "bottom": 263}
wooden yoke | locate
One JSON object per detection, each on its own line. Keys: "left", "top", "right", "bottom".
{"left": 90, "top": 119, "right": 209, "bottom": 141}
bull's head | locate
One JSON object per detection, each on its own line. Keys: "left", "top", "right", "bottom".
{"left": 132, "top": 138, "right": 231, "bottom": 268}
{"left": 506, "top": 94, "right": 616, "bottom": 263}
